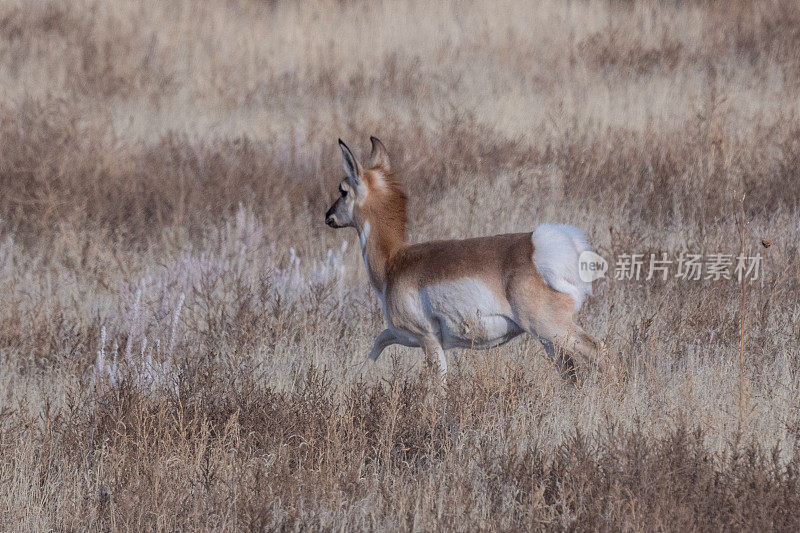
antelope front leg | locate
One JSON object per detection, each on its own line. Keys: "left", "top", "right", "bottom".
{"left": 421, "top": 336, "right": 448, "bottom": 386}
{"left": 368, "top": 329, "right": 419, "bottom": 361}
{"left": 368, "top": 329, "right": 396, "bottom": 361}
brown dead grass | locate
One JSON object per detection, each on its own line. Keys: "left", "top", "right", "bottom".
{"left": 0, "top": 0, "right": 799, "bottom": 530}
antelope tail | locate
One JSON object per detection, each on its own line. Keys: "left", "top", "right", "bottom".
{"left": 531, "top": 224, "right": 593, "bottom": 312}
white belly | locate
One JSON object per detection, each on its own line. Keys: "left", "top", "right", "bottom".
{"left": 420, "top": 279, "right": 522, "bottom": 349}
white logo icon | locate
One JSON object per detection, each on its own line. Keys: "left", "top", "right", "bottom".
{"left": 578, "top": 251, "right": 608, "bottom": 282}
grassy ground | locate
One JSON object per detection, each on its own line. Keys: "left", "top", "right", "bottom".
{"left": 1, "top": 0, "right": 799, "bottom": 530}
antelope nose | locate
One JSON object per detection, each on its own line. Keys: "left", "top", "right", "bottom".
{"left": 325, "top": 206, "right": 337, "bottom": 227}
{"left": 325, "top": 208, "right": 336, "bottom": 227}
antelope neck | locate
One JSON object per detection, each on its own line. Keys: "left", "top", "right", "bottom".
{"left": 357, "top": 218, "right": 407, "bottom": 293}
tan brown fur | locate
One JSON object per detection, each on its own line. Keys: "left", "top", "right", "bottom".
{"left": 358, "top": 166, "right": 407, "bottom": 290}
{"left": 383, "top": 234, "right": 590, "bottom": 371}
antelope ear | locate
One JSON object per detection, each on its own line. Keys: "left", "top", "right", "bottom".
{"left": 368, "top": 136, "right": 390, "bottom": 172}
{"left": 339, "top": 139, "right": 361, "bottom": 186}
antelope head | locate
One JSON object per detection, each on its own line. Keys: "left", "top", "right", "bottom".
{"left": 324, "top": 137, "right": 391, "bottom": 230}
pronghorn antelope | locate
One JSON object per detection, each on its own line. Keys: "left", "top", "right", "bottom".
{"left": 325, "top": 137, "right": 608, "bottom": 381}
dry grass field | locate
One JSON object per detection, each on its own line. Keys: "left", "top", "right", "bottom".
{"left": 1, "top": 0, "right": 799, "bottom": 530}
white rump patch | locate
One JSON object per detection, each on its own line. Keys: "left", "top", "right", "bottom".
{"left": 531, "top": 224, "right": 593, "bottom": 312}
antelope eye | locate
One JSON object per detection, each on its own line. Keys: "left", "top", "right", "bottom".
{"left": 340, "top": 187, "right": 348, "bottom": 197}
